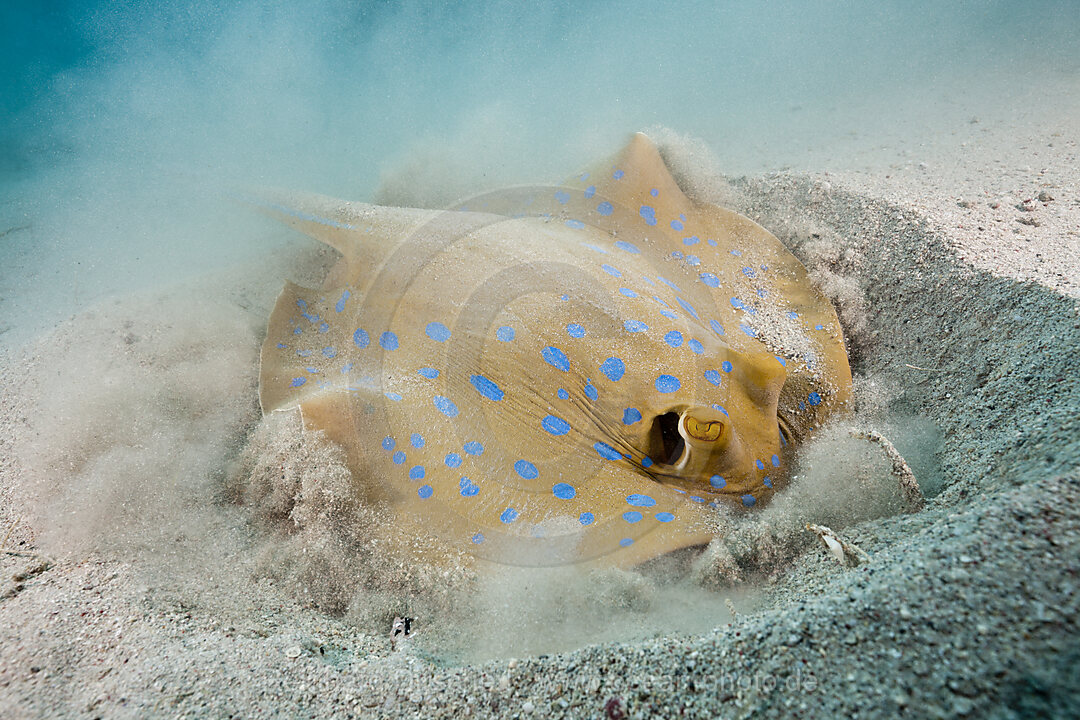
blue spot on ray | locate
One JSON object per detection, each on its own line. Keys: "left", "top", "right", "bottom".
{"left": 566, "top": 323, "right": 586, "bottom": 338}
{"left": 433, "top": 396, "right": 459, "bottom": 417}
{"left": 470, "top": 374, "right": 504, "bottom": 401}
{"left": 624, "top": 319, "right": 648, "bottom": 333}
{"left": 622, "top": 408, "right": 642, "bottom": 425}
{"left": 426, "top": 322, "right": 451, "bottom": 342}
{"left": 410, "top": 433, "right": 425, "bottom": 448}
{"left": 594, "top": 442, "right": 621, "bottom": 460}
{"left": 599, "top": 357, "right": 625, "bottom": 382}
{"left": 655, "top": 512, "right": 675, "bottom": 523}
{"left": 626, "top": 494, "right": 656, "bottom": 507}
{"left": 542, "top": 415, "right": 571, "bottom": 436}
{"left": 614, "top": 240, "right": 640, "bottom": 254}
{"left": 704, "top": 370, "right": 721, "bottom": 386}
{"left": 664, "top": 330, "right": 683, "bottom": 348}
{"left": 335, "top": 290, "right": 350, "bottom": 313}
{"left": 730, "top": 297, "right": 755, "bottom": 314}
{"left": 700, "top": 272, "right": 719, "bottom": 287}
{"left": 677, "top": 297, "right": 699, "bottom": 319}
{"left": 379, "top": 332, "right": 398, "bottom": 351}
{"left": 601, "top": 263, "right": 622, "bottom": 277}
{"left": 464, "top": 441, "right": 485, "bottom": 456}
{"left": 500, "top": 507, "right": 519, "bottom": 524}
{"left": 623, "top": 511, "right": 643, "bottom": 523}
{"left": 579, "top": 512, "right": 594, "bottom": 525}
{"left": 655, "top": 374, "right": 681, "bottom": 393}
{"left": 514, "top": 460, "right": 539, "bottom": 480}
{"left": 445, "top": 452, "right": 462, "bottom": 468}
{"left": 553, "top": 482, "right": 576, "bottom": 499}
{"left": 639, "top": 205, "right": 657, "bottom": 225}
{"left": 583, "top": 381, "right": 598, "bottom": 401}
{"left": 496, "top": 326, "right": 515, "bottom": 342}
{"left": 353, "top": 329, "right": 370, "bottom": 348}
{"left": 542, "top": 346, "right": 570, "bottom": 371}
{"left": 418, "top": 485, "right": 433, "bottom": 499}
{"left": 418, "top": 367, "right": 439, "bottom": 379}
{"left": 596, "top": 201, "right": 614, "bottom": 216}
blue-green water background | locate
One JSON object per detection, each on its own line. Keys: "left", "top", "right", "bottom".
{"left": 1, "top": 0, "right": 1078, "bottom": 341}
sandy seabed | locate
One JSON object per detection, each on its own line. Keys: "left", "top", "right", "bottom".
{"left": 2, "top": 76, "right": 1079, "bottom": 719}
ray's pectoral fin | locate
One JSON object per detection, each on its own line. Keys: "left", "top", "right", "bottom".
{"left": 564, "top": 132, "right": 695, "bottom": 233}
{"left": 243, "top": 189, "right": 439, "bottom": 279}
{"left": 259, "top": 280, "right": 369, "bottom": 414}
{"left": 260, "top": 281, "right": 394, "bottom": 504}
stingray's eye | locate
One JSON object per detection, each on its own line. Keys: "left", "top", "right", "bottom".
{"left": 684, "top": 416, "right": 724, "bottom": 442}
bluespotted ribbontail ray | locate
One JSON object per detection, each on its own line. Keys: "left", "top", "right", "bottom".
{"left": 253, "top": 133, "right": 853, "bottom": 568}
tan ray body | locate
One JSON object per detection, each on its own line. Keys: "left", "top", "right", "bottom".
{"left": 256, "top": 134, "right": 852, "bottom": 567}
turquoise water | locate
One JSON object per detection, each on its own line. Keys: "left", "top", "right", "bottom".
{"left": 2, "top": 1, "right": 1078, "bottom": 342}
